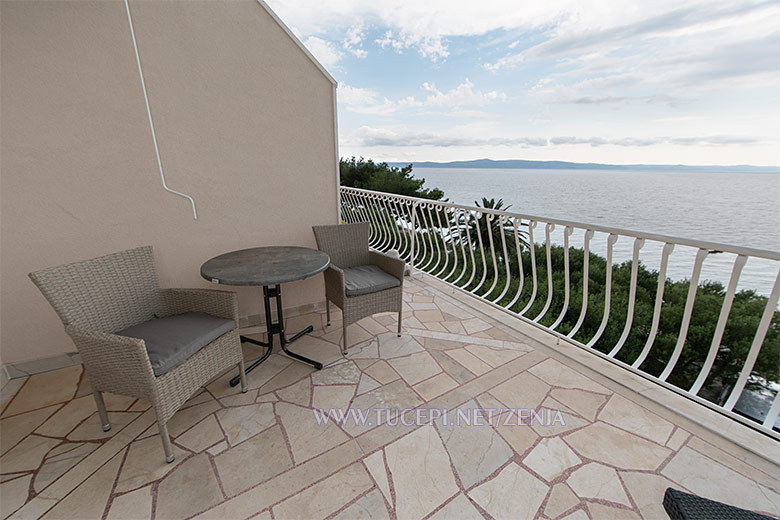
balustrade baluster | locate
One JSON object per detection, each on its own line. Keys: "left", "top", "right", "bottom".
{"left": 506, "top": 218, "right": 527, "bottom": 309}
{"left": 534, "top": 223, "right": 556, "bottom": 322}
{"left": 470, "top": 212, "right": 489, "bottom": 294}
{"left": 723, "top": 270, "right": 780, "bottom": 410}
{"left": 608, "top": 238, "right": 645, "bottom": 358}
{"left": 586, "top": 233, "right": 618, "bottom": 348}
{"left": 451, "top": 209, "right": 470, "bottom": 286}
{"left": 519, "top": 221, "right": 538, "bottom": 316}
{"left": 660, "top": 248, "right": 710, "bottom": 381}
{"left": 492, "top": 215, "right": 513, "bottom": 303}
{"left": 550, "top": 226, "right": 574, "bottom": 330}
{"left": 567, "top": 229, "right": 594, "bottom": 339}
{"left": 483, "top": 214, "right": 501, "bottom": 299}
{"left": 690, "top": 254, "right": 747, "bottom": 395}
{"left": 419, "top": 204, "right": 437, "bottom": 272}
{"left": 632, "top": 243, "right": 675, "bottom": 368}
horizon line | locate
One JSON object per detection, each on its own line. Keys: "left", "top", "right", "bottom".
{"left": 376, "top": 157, "right": 780, "bottom": 171}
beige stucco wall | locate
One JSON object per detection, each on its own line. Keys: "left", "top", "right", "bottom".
{"left": 0, "top": 0, "right": 339, "bottom": 365}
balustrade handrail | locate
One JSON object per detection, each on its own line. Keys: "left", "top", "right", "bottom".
{"left": 340, "top": 186, "right": 780, "bottom": 439}
{"left": 342, "top": 186, "right": 780, "bottom": 260}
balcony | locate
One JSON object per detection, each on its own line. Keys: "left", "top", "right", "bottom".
{"left": 1, "top": 272, "right": 778, "bottom": 519}
{"left": 5, "top": 0, "right": 776, "bottom": 517}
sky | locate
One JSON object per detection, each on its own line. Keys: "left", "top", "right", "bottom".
{"left": 265, "top": 0, "right": 780, "bottom": 166}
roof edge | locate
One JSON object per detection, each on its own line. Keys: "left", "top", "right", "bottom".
{"left": 256, "top": 0, "right": 337, "bottom": 86}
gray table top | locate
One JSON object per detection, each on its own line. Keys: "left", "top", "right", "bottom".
{"left": 200, "top": 246, "right": 330, "bottom": 286}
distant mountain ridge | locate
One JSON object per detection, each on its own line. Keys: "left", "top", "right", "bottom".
{"left": 386, "top": 158, "right": 779, "bottom": 173}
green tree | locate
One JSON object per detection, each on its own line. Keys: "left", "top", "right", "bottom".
{"left": 340, "top": 157, "right": 444, "bottom": 200}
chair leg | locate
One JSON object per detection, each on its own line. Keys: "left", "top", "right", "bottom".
{"left": 238, "top": 359, "right": 248, "bottom": 393}
{"left": 92, "top": 390, "right": 111, "bottom": 432}
{"left": 326, "top": 299, "right": 331, "bottom": 326}
{"left": 157, "top": 421, "right": 175, "bottom": 463}
{"left": 342, "top": 323, "right": 348, "bottom": 356}
{"left": 397, "top": 308, "right": 403, "bottom": 337}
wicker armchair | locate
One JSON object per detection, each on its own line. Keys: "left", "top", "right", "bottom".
{"left": 29, "top": 246, "right": 246, "bottom": 463}
{"left": 312, "top": 222, "right": 405, "bottom": 354}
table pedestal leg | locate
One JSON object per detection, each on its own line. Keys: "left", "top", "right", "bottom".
{"left": 230, "top": 284, "right": 322, "bottom": 387}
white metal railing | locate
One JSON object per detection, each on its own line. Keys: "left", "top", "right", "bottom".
{"left": 340, "top": 186, "right": 780, "bottom": 438}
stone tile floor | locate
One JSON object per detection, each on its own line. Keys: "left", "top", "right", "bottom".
{"left": 1, "top": 276, "right": 778, "bottom": 519}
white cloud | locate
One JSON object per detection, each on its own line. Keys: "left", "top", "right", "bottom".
{"left": 487, "top": 0, "right": 780, "bottom": 106}
{"left": 421, "top": 79, "right": 506, "bottom": 107}
{"left": 302, "top": 36, "right": 344, "bottom": 69}
{"left": 343, "top": 23, "right": 367, "bottom": 58}
{"left": 270, "top": 0, "right": 780, "bottom": 75}
{"left": 337, "top": 85, "right": 400, "bottom": 116}
{"left": 339, "top": 80, "right": 505, "bottom": 115}
{"left": 527, "top": 1, "right": 777, "bottom": 62}
{"left": 265, "top": 0, "right": 575, "bottom": 63}
{"left": 528, "top": 75, "right": 685, "bottom": 106}
{"left": 338, "top": 85, "right": 379, "bottom": 105}
{"left": 273, "top": 0, "right": 780, "bottom": 84}
{"left": 349, "top": 126, "right": 774, "bottom": 149}
{"left": 547, "top": 134, "right": 773, "bottom": 147}
{"left": 651, "top": 116, "right": 707, "bottom": 124}
{"left": 350, "top": 126, "right": 548, "bottom": 147}
{"left": 375, "top": 31, "right": 449, "bottom": 61}
{"left": 267, "top": 0, "right": 780, "bottom": 165}
{"left": 485, "top": 53, "right": 523, "bottom": 72}
{"left": 344, "top": 23, "right": 364, "bottom": 46}
{"left": 415, "top": 36, "right": 450, "bottom": 62}
{"left": 375, "top": 30, "right": 406, "bottom": 51}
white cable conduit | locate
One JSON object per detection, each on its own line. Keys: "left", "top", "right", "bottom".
{"left": 123, "top": 0, "right": 198, "bottom": 220}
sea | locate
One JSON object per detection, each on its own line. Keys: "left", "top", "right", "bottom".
{"left": 409, "top": 168, "right": 780, "bottom": 296}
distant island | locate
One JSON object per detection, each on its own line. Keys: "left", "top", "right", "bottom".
{"left": 386, "top": 158, "right": 779, "bottom": 173}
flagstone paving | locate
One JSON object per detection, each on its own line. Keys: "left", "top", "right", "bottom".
{"left": 1, "top": 276, "right": 778, "bottom": 519}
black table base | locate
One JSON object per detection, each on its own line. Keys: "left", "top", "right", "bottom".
{"left": 230, "top": 284, "right": 323, "bottom": 387}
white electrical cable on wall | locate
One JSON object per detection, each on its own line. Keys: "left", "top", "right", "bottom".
{"left": 124, "top": 0, "right": 198, "bottom": 220}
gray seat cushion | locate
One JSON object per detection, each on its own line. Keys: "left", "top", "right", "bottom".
{"left": 116, "top": 312, "right": 235, "bottom": 377}
{"left": 343, "top": 264, "right": 400, "bottom": 297}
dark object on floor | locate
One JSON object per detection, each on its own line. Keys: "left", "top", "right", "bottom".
{"left": 663, "top": 487, "right": 776, "bottom": 520}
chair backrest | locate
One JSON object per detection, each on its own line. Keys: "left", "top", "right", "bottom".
{"left": 29, "top": 246, "right": 166, "bottom": 332}
{"left": 312, "top": 222, "right": 371, "bottom": 268}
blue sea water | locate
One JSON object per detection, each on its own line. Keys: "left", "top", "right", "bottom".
{"left": 410, "top": 168, "right": 780, "bottom": 295}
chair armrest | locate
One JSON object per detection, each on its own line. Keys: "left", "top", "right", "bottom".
{"left": 369, "top": 250, "right": 406, "bottom": 282}
{"left": 64, "top": 325, "right": 156, "bottom": 398}
{"left": 161, "top": 288, "right": 239, "bottom": 322}
{"left": 323, "top": 265, "right": 346, "bottom": 306}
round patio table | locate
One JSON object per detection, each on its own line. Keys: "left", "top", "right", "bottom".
{"left": 201, "top": 246, "right": 330, "bottom": 386}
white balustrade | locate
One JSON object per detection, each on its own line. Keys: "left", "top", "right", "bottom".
{"left": 340, "top": 186, "right": 780, "bottom": 438}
